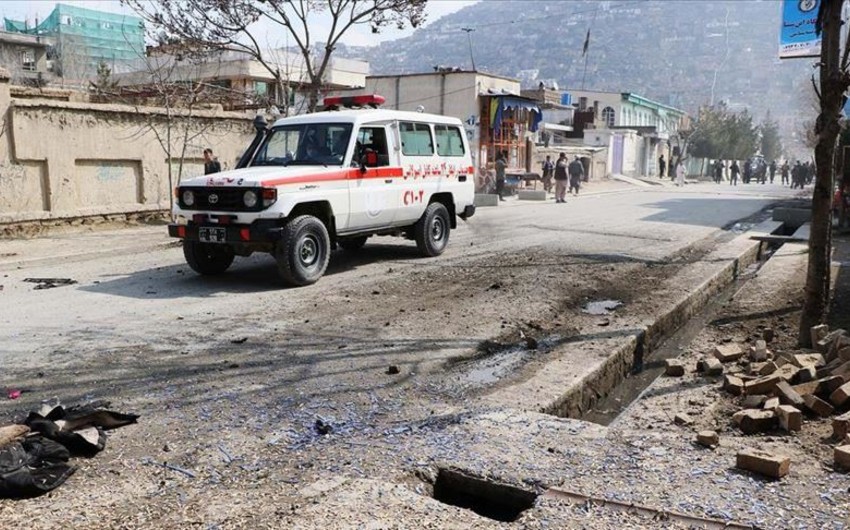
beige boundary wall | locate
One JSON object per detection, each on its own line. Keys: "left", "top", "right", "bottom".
{"left": 0, "top": 68, "right": 254, "bottom": 226}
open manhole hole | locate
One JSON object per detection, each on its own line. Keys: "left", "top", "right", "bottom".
{"left": 431, "top": 468, "right": 537, "bottom": 522}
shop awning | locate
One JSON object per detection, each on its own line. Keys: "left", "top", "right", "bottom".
{"left": 489, "top": 95, "right": 543, "bottom": 133}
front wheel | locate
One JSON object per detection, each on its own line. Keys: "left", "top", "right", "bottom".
{"left": 276, "top": 215, "right": 331, "bottom": 286}
{"left": 183, "top": 240, "right": 235, "bottom": 275}
{"left": 414, "top": 202, "right": 451, "bottom": 257}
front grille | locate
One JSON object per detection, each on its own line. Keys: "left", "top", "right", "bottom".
{"left": 179, "top": 187, "right": 261, "bottom": 212}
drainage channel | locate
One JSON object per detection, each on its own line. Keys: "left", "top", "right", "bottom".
{"left": 580, "top": 245, "right": 777, "bottom": 426}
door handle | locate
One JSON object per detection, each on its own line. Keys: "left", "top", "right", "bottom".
{"left": 384, "top": 179, "right": 393, "bottom": 183}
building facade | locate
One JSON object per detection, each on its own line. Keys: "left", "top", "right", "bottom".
{"left": 0, "top": 31, "right": 53, "bottom": 84}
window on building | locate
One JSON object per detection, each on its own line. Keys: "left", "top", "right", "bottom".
{"left": 61, "top": 15, "right": 72, "bottom": 25}
{"left": 399, "top": 122, "right": 434, "bottom": 156}
{"left": 20, "top": 50, "right": 35, "bottom": 71}
{"left": 435, "top": 125, "right": 465, "bottom": 156}
{"left": 601, "top": 106, "right": 615, "bottom": 128}
{"left": 254, "top": 81, "right": 268, "bottom": 96}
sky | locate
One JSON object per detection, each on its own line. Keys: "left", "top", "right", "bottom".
{"left": 0, "top": 0, "right": 478, "bottom": 47}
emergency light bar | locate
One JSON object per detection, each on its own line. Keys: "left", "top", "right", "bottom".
{"left": 323, "top": 94, "right": 386, "bottom": 109}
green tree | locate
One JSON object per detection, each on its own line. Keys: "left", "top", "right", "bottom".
{"left": 90, "top": 60, "right": 118, "bottom": 94}
{"left": 759, "top": 113, "right": 782, "bottom": 161}
{"left": 688, "top": 102, "right": 759, "bottom": 160}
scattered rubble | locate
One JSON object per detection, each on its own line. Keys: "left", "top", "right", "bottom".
{"left": 736, "top": 448, "right": 790, "bottom": 479}
{"left": 664, "top": 359, "right": 685, "bottom": 377}
{"left": 696, "top": 430, "right": 719, "bottom": 448}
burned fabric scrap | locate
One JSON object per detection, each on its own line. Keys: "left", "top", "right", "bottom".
{"left": 0, "top": 402, "right": 138, "bottom": 498}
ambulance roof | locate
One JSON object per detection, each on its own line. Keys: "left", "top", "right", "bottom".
{"left": 271, "top": 108, "right": 464, "bottom": 128}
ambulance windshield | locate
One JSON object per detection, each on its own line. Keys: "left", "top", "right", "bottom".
{"left": 252, "top": 123, "right": 353, "bottom": 167}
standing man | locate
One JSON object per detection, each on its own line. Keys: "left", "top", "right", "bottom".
{"left": 769, "top": 160, "right": 776, "bottom": 184}
{"left": 713, "top": 160, "right": 723, "bottom": 184}
{"left": 554, "top": 153, "right": 568, "bottom": 203}
{"left": 495, "top": 151, "right": 507, "bottom": 202}
{"left": 730, "top": 160, "right": 740, "bottom": 186}
{"left": 541, "top": 155, "right": 555, "bottom": 194}
{"left": 675, "top": 160, "right": 685, "bottom": 187}
{"left": 781, "top": 161, "right": 790, "bottom": 186}
{"left": 203, "top": 148, "right": 222, "bottom": 175}
{"left": 658, "top": 154, "right": 666, "bottom": 179}
{"left": 568, "top": 156, "right": 584, "bottom": 195}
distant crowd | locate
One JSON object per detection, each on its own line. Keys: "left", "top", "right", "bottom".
{"left": 657, "top": 154, "right": 814, "bottom": 189}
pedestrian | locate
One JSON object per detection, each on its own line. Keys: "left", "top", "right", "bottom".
{"left": 658, "top": 154, "right": 666, "bottom": 178}
{"left": 554, "top": 153, "right": 568, "bottom": 203}
{"left": 568, "top": 156, "right": 584, "bottom": 195}
{"left": 742, "top": 160, "right": 752, "bottom": 184}
{"left": 713, "top": 160, "right": 723, "bottom": 184}
{"left": 541, "top": 155, "right": 555, "bottom": 193}
{"left": 792, "top": 161, "right": 802, "bottom": 189}
{"left": 495, "top": 151, "right": 507, "bottom": 202}
{"left": 675, "top": 160, "right": 685, "bottom": 187}
{"left": 769, "top": 160, "right": 776, "bottom": 184}
{"left": 781, "top": 161, "right": 789, "bottom": 185}
{"left": 203, "top": 148, "right": 222, "bottom": 175}
{"left": 730, "top": 161, "right": 740, "bottom": 186}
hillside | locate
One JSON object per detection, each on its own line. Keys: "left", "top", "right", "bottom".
{"left": 339, "top": 0, "right": 814, "bottom": 150}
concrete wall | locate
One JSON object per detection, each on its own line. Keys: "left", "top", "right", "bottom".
{"left": 0, "top": 71, "right": 254, "bottom": 225}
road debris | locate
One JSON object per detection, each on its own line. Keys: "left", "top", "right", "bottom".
{"left": 736, "top": 448, "right": 790, "bottom": 479}
{"left": 22, "top": 278, "right": 77, "bottom": 290}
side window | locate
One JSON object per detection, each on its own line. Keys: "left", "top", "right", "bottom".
{"left": 399, "top": 122, "right": 434, "bottom": 156}
{"left": 435, "top": 125, "right": 465, "bottom": 157}
{"left": 355, "top": 126, "right": 390, "bottom": 167}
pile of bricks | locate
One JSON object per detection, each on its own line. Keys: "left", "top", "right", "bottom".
{"left": 694, "top": 326, "right": 850, "bottom": 478}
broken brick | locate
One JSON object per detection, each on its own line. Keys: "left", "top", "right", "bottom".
{"left": 774, "top": 364, "right": 800, "bottom": 382}
{"left": 775, "top": 380, "right": 806, "bottom": 408}
{"left": 715, "top": 344, "right": 745, "bottom": 363}
{"left": 665, "top": 359, "right": 685, "bottom": 377}
{"left": 674, "top": 413, "right": 694, "bottom": 426}
{"left": 795, "top": 353, "right": 825, "bottom": 369}
{"left": 744, "top": 374, "right": 781, "bottom": 395}
{"left": 735, "top": 409, "right": 776, "bottom": 434}
{"left": 696, "top": 430, "right": 719, "bottom": 447}
{"left": 751, "top": 340, "right": 768, "bottom": 361}
{"left": 759, "top": 361, "right": 778, "bottom": 376}
{"left": 835, "top": 445, "right": 850, "bottom": 471}
{"left": 811, "top": 324, "right": 829, "bottom": 351}
{"left": 829, "top": 382, "right": 850, "bottom": 408}
{"left": 699, "top": 357, "right": 724, "bottom": 376}
{"left": 742, "top": 395, "right": 767, "bottom": 408}
{"left": 803, "top": 394, "right": 835, "bottom": 417}
{"left": 763, "top": 397, "right": 780, "bottom": 410}
{"left": 723, "top": 375, "right": 744, "bottom": 396}
{"left": 794, "top": 366, "right": 817, "bottom": 384}
{"left": 776, "top": 405, "right": 802, "bottom": 432}
{"left": 834, "top": 411, "right": 850, "bottom": 440}
{"left": 736, "top": 448, "right": 790, "bottom": 479}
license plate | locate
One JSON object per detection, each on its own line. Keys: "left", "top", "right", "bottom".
{"left": 198, "top": 227, "right": 227, "bottom": 243}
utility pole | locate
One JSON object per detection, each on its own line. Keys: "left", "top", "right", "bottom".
{"left": 461, "top": 28, "right": 476, "bottom": 71}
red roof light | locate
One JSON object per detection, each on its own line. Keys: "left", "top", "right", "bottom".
{"left": 323, "top": 94, "right": 386, "bottom": 109}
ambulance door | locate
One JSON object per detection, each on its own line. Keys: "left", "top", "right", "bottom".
{"left": 348, "top": 123, "right": 398, "bottom": 230}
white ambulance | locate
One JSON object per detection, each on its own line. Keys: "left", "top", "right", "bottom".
{"left": 169, "top": 95, "right": 476, "bottom": 286}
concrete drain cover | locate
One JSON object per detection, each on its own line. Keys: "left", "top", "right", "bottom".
{"left": 432, "top": 469, "right": 537, "bottom": 522}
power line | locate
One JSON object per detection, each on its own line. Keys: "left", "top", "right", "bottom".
{"left": 461, "top": 27, "right": 476, "bottom": 71}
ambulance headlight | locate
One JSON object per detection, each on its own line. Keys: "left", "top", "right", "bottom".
{"left": 243, "top": 190, "right": 259, "bottom": 208}
{"left": 182, "top": 190, "right": 195, "bottom": 206}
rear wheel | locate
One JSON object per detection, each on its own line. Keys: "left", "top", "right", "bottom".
{"left": 183, "top": 240, "right": 235, "bottom": 275}
{"left": 339, "top": 236, "right": 368, "bottom": 252}
{"left": 276, "top": 215, "right": 331, "bottom": 286}
{"left": 414, "top": 202, "right": 451, "bottom": 257}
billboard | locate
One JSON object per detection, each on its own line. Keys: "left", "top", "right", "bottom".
{"left": 780, "top": 0, "right": 821, "bottom": 59}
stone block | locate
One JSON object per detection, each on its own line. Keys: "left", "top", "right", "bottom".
{"left": 795, "top": 353, "right": 825, "bottom": 369}
{"left": 759, "top": 361, "right": 778, "bottom": 376}
{"left": 742, "top": 395, "right": 767, "bottom": 408}
{"left": 763, "top": 397, "right": 780, "bottom": 410}
{"left": 833, "top": 411, "right": 850, "bottom": 440}
{"left": 751, "top": 340, "right": 768, "bottom": 361}
{"left": 794, "top": 366, "right": 817, "bottom": 384}
{"left": 474, "top": 194, "right": 499, "bottom": 207}
{"left": 516, "top": 190, "right": 547, "bottom": 201}
{"left": 723, "top": 375, "right": 744, "bottom": 396}
{"left": 774, "top": 364, "right": 800, "bottom": 382}
{"left": 744, "top": 374, "right": 781, "bottom": 395}
{"left": 832, "top": 360, "right": 850, "bottom": 379}
{"left": 834, "top": 445, "right": 850, "bottom": 471}
{"left": 699, "top": 357, "right": 724, "bottom": 376}
{"left": 674, "top": 413, "right": 694, "bottom": 426}
{"left": 803, "top": 394, "right": 835, "bottom": 417}
{"left": 696, "top": 431, "right": 719, "bottom": 448}
{"left": 810, "top": 324, "right": 829, "bottom": 350}
{"left": 736, "top": 448, "right": 790, "bottom": 479}
{"left": 775, "top": 380, "right": 806, "bottom": 408}
{"left": 715, "top": 344, "right": 745, "bottom": 362}
{"left": 776, "top": 405, "right": 802, "bottom": 432}
{"left": 829, "top": 382, "right": 850, "bottom": 408}
{"left": 736, "top": 409, "right": 776, "bottom": 434}
{"left": 665, "top": 359, "right": 685, "bottom": 377}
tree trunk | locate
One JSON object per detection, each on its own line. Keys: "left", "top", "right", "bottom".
{"left": 799, "top": 0, "right": 843, "bottom": 347}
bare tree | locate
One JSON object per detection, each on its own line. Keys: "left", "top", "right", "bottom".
{"left": 123, "top": 0, "right": 427, "bottom": 112}
{"left": 799, "top": 0, "right": 850, "bottom": 346}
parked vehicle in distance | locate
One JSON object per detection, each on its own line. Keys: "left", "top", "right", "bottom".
{"left": 168, "top": 95, "right": 476, "bottom": 286}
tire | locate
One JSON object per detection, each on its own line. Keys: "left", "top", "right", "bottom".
{"left": 414, "top": 202, "right": 451, "bottom": 257}
{"left": 276, "top": 215, "right": 331, "bottom": 286}
{"left": 339, "top": 236, "right": 368, "bottom": 252}
{"left": 183, "top": 240, "right": 235, "bottom": 275}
